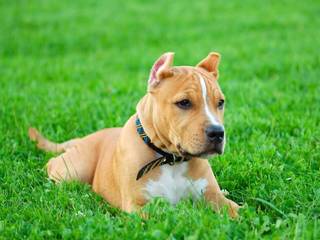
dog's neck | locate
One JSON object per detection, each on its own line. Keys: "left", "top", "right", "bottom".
{"left": 136, "top": 94, "right": 179, "bottom": 155}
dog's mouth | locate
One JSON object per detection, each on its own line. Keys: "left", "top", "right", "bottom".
{"left": 177, "top": 144, "right": 223, "bottom": 158}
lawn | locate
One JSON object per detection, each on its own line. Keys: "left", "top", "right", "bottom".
{"left": 0, "top": 0, "right": 319, "bottom": 239}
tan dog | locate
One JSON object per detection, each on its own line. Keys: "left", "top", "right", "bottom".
{"left": 29, "top": 52, "right": 240, "bottom": 218}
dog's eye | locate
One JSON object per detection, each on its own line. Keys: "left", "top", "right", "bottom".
{"left": 176, "top": 99, "right": 192, "bottom": 110}
{"left": 218, "top": 99, "right": 224, "bottom": 110}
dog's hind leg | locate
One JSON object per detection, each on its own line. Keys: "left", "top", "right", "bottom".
{"left": 28, "top": 127, "right": 80, "bottom": 153}
{"left": 29, "top": 127, "right": 95, "bottom": 183}
{"left": 46, "top": 142, "right": 98, "bottom": 184}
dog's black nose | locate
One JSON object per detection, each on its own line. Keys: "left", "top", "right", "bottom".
{"left": 206, "top": 125, "right": 224, "bottom": 143}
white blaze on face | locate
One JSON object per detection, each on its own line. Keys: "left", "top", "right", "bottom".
{"left": 198, "top": 74, "right": 220, "bottom": 126}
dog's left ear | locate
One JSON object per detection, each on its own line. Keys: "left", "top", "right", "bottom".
{"left": 196, "top": 52, "right": 220, "bottom": 78}
{"left": 148, "top": 52, "right": 174, "bottom": 88}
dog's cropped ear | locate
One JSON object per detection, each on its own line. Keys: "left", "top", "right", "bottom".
{"left": 148, "top": 52, "right": 174, "bottom": 88}
{"left": 196, "top": 52, "right": 220, "bottom": 79}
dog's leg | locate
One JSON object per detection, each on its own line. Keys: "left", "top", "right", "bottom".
{"left": 46, "top": 143, "right": 97, "bottom": 184}
{"left": 29, "top": 127, "right": 80, "bottom": 153}
{"left": 204, "top": 183, "right": 240, "bottom": 218}
{"left": 204, "top": 172, "right": 240, "bottom": 218}
{"left": 29, "top": 127, "right": 99, "bottom": 184}
{"left": 189, "top": 159, "right": 240, "bottom": 218}
{"left": 121, "top": 199, "right": 136, "bottom": 213}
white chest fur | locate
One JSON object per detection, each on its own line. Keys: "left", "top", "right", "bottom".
{"left": 144, "top": 162, "right": 208, "bottom": 205}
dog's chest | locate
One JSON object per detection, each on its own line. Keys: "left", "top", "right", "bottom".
{"left": 144, "top": 162, "right": 208, "bottom": 205}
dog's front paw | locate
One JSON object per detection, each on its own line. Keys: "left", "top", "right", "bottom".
{"left": 225, "top": 199, "right": 240, "bottom": 219}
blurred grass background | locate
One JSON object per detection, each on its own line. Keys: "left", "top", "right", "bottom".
{"left": 0, "top": 0, "right": 319, "bottom": 239}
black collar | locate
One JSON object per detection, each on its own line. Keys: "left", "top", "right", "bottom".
{"left": 135, "top": 117, "right": 189, "bottom": 180}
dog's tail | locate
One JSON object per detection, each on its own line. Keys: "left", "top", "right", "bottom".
{"left": 28, "top": 127, "right": 66, "bottom": 153}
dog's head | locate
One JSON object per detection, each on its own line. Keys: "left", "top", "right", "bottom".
{"left": 138, "top": 52, "right": 226, "bottom": 158}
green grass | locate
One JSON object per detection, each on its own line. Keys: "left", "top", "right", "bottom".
{"left": 1, "top": 0, "right": 319, "bottom": 239}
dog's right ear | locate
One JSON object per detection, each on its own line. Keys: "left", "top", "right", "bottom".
{"left": 148, "top": 52, "right": 174, "bottom": 88}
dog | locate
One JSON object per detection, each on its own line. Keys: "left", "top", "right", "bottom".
{"left": 29, "top": 52, "right": 240, "bottom": 218}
